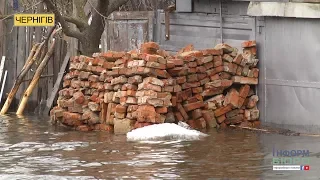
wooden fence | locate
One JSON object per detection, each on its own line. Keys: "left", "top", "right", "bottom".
{"left": 0, "top": 1, "right": 67, "bottom": 113}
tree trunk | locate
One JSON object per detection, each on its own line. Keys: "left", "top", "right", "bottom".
{"left": 16, "top": 40, "right": 57, "bottom": 115}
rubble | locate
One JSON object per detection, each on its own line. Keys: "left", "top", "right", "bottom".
{"left": 50, "top": 40, "right": 260, "bottom": 133}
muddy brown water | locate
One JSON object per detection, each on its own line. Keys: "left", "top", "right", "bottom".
{"left": 0, "top": 114, "right": 319, "bottom": 180}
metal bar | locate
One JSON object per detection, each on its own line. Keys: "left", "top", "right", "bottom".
{"left": 219, "top": 0, "right": 223, "bottom": 43}
{"left": 22, "top": 74, "right": 54, "bottom": 82}
{"left": 0, "top": 70, "right": 7, "bottom": 104}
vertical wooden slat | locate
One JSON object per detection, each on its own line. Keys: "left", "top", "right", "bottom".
{"left": 16, "top": 26, "right": 27, "bottom": 101}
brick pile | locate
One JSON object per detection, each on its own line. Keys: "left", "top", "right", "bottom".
{"left": 50, "top": 41, "right": 260, "bottom": 133}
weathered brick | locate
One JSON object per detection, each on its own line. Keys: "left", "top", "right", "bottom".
{"left": 222, "top": 54, "right": 233, "bottom": 63}
{"left": 202, "top": 87, "right": 224, "bottom": 97}
{"left": 192, "top": 109, "right": 203, "bottom": 120}
{"left": 214, "top": 104, "right": 233, "bottom": 117}
{"left": 183, "top": 101, "right": 204, "bottom": 112}
{"left": 202, "top": 110, "right": 217, "bottom": 128}
{"left": 188, "top": 61, "right": 198, "bottom": 68}
{"left": 88, "top": 102, "right": 101, "bottom": 111}
{"left": 206, "top": 66, "right": 224, "bottom": 76}
{"left": 204, "top": 62, "right": 214, "bottom": 70}
{"left": 114, "top": 118, "right": 134, "bottom": 134}
{"left": 239, "top": 85, "right": 250, "bottom": 98}
{"left": 146, "top": 61, "right": 166, "bottom": 69}
{"left": 205, "top": 94, "right": 225, "bottom": 109}
{"left": 228, "top": 114, "right": 244, "bottom": 125}
{"left": 197, "top": 73, "right": 207, "bottom": 80}
{"left": 111, "top": 75, "right": 128, "bottom": 85}
{"left": 223, "top": 89, "right": 240, "bottom": 108}
{"left": 201, "top": 49, "right": 223, "bottom": 56}
{"left": 163, "top": 86, "right": 174, "bottom": 92}
{"left": 138, "top": 82, "right": 162, "bottom": 92}
{"left": 213, "top": 55, "right": 223, "bottom": 67}
{"left": 181, "top": 82, "right": 201, "bottom": 90}
{"left": 232, "top": 76, "right": 258, "bottom": 85}
{"left": 236, "top": 66, "right": 243, "bottom": 76}
{"left": 176, "top": 76, "right": 187, "bottom": 84}
{"left": 192, "top": 87, "right": 203, "bottom": 94}
{"left": 156, "top": 107, "right": 168, "bottom": 114}
{"left": 196, "top": 66, "right": 206, "bottom": 73}
{"left": 187, "top": 74, "right": 198, "bottom": 83}
{"left": 241, "top": 40, "right": 256, "bottom": 48}
{"left": 177, "top": 103, "right": 189, "bottom": 121}
{"left": 247, "top": 95, "right": 259, "bottom": 109}
{"left": 214, "top": 43, "right": 233, "bottom": 53}
{"left": 226, "top": 109, "right": 240, "bottom": 119}
{"left": 233, "top": 54, "right": 243, "bottom": 65}
{"left": 174, "top": 112, "right": 184, "bottom": 121}
{"left": 168, "top": 67, "right": 188, "bottom": 77}
{"left": 215, "top": 114, "right": 226, "bottom": 124}
{"left": 115, "top": 104, "right": 127, "bottom": 113}
{"left": 171, "top": 96, "right": 177, "bottom": 106}
{"left": 177, "top": 51, "right": 203, "bottom": 61}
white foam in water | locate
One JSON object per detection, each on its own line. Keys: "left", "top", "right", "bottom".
{"left": 126, "top": 122, "right": 208, "bottom": 141}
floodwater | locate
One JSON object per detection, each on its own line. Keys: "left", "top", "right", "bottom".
{"left": 0, "top": 114, "right": 320, "bottom": 180}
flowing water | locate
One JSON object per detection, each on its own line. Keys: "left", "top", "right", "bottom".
{"left": 0, "top": 114, "right": 319, "bottom": 180}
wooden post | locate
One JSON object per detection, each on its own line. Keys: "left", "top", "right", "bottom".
{"left": 0, "top": 43, "right": 44, "bottom": 115}
{"left": 16, "top": 38, "right": 57, "bottom": 115}
{"left": 43, "top": 52, "right": 70, "bottom": 115}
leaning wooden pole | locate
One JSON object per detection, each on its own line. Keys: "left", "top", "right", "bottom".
{"left": 0, "top": 43, "right": 43, "bottom": 115}
{"left": 0, "top": 26, "right": 55, "bottom": 115}
{"left": 16, "top": 38, "right": 57, "bottom": 115}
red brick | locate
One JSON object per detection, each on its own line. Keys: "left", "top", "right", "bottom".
{"left": 239, "top": 85, "right": 250, "bottom": 98}
{"left": 222, "top": 54, "right": 233, "bottom": 63}
{"left": 176, "top": 89, "right": 192, "bottom": 102}
{"left": 115, "top": 104, "right": 127, "bottom": 113}
{"left": 175, "top": 112, "right": 184, "bottom": 121}
{"left": 168, "top": 59, "right": 184, "bottom": 66}
{"left": 183, "top": 101, "right": 204, "bottom": 112}
{"left": 202, "top": 110, "right": 217, "bottom": 128}
{"left": 166, "top": 62, "right": 175, "bottom": 69}
{"left": 214, "top": 104, "right": 233, "bottom": 117}
{"left": 176, "top": 76, "right": 187, "bottom": 84}
{"left": 232, "top": 76, "right": 258, "bottom": 85}
{"left": 247, "top": 95, "right": 259, "bottom": 109}
{"left": 146, "top": 62, "right": 166, "bottom": 69}
{"left": 233, "top": 54, "right": 243, "bottom": 65}
{"left": 201, "top": 49, "right": 223, "bottom": 56}
{"left": 63, "top": 112, "right": 81, "bottom": 121}
{"left": 191, "top": 109, "right": 203, "bottom": 119}
{"left": 197, "top": 73, "right": 207, "bottom": 80}
{"left": 192, "top": 87, "right": 203, "bottom": 94}
{"left": 241, "top": 40, "right": 256, "bottom": 48}
{"left": 228, "top": 114, "right": 244, "bottom": 125}
{"left": 238, "top": 97, "right": 246, "bottom": 108}
{"left": 163, "top": 86, "right": 174, "bottom": 92}
{"left": 153, "top": 69, "right": 170, "bottom": 78}
{"left": 200, "top": 78, "right": 210, "bottom": 86}
{"left": 168, "top": 67, "right": 188, "bottom": 77}
{"left": 213, "top": 55, "right": 223, "bottom": 67}
{"left": 72, "top": 91, "right": 85, "bottom": 104}
{"left": 198, "top": 118, "right": 207, "bottom": 129}
{"left": 188, "top": 61, "right": 198, "bottom": 68}
{"left": 196, "top": 66, "right": 207, "bottom": 73}
{"left": 187, "top": 74, "right": 198, "bottom": 83}
{"left": 177, "top": 103, "right": 189, "bottom": 121}
{"left": 236, "top": 66, "right": 243, "bottom": 76}
{"left": 171, "top": 96, "right": 177, "bottom": 106}
{"left": 181, "top": 82, "right": 201, "bottom": 90}
{"left": 156, "top": 107, "right": 168, "bottom": 114}
{"left": 202, "top": 87, "right": 224, "bottom": 97}
{"left": 204, "top": 62, "right": 214, "bottom": 70}
{"left": 215, "top": 114, "right": 226, "bottom": 124}
{"left": 178, "top": 51, "right": 203, "bottom": 61}
{"left": 206, "top": 66, "right": 224, "bottom": 76}
{"left": 223, "top": 89, "right": 240, "bottom": 108}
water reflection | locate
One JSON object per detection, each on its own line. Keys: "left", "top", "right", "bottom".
{"left": 0, "top": 114, "right": 319, "bottom": 179}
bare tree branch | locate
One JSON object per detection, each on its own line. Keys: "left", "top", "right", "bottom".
{"left": 107, "top": 0, "right": 130, "bottom": 16}
{"left": 43, "top": 0, "right": 85, "bottom": 41}
{"left": 63, "top": 15, "right": 88, "bottom": 31}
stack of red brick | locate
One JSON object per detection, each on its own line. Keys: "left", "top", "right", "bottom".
{"left": 50, "top": 41, "right": 260, "bottom": 133}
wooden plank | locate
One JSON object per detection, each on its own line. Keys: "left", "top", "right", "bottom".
{"left": 43, "top": 52, "right": 70, "bottom": 115}
{"left": 16, "top": 26, "right": 27, "bottom": 100}
{"left": 0, "top": 56, "right": 6, "bottom": 84}
{"left": 0, "top": 70, "right": 7, "bottom": 104}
